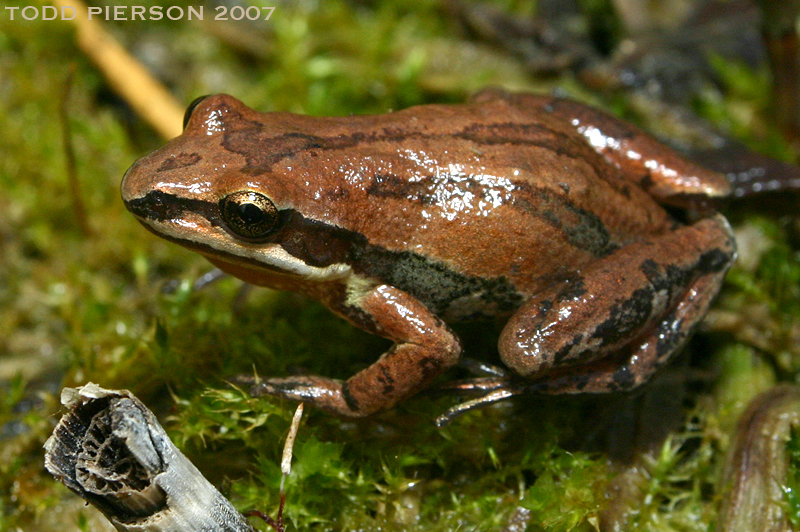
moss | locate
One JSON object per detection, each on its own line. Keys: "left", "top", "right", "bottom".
{"left": 1, "top": 1, "right": 799, "bottom": 531}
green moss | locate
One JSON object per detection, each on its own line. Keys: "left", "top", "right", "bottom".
{"left": 1, "top": 1, "right": 799, "bottom": 531}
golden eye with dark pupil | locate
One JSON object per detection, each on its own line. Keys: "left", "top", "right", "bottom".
{"left": 220, "top": 191, "right": 279, "bottom": 239}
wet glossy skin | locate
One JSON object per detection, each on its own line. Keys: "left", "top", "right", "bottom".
{"left": 122, "top": 89, "right": 736, "bottom": 421}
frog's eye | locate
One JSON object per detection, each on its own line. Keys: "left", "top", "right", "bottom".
{"left": 183, "top": 95, "right": 210, "bottom": 130}
{"left": 220, "top": 191, "right": 279, "bottom": 240}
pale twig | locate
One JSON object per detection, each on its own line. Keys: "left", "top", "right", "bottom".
{"left": 44, "top": 0, "right": 184, "bottom": 140}
{"left": 246, "top": 403, "right": 304, "bottom": 532}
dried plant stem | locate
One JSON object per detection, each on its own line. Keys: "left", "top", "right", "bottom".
{"left": 44, "top": 384, "right": 255, "bottom": 532}
{"left": 718, "top": 384, "right": 800, "bottom": 532}
{"left": 247, "top": 403, "right": 304, "bottom": 532}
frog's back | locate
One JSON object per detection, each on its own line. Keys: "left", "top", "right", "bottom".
{"left": 246, "top": 95, "right": 675, "bottom": 315}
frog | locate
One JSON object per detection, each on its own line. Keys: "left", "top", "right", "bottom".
{"left": 121, "top": 88, "right": 737, "bottom": 424}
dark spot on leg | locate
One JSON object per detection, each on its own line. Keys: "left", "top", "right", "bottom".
{"left": 341, "top": 382, "right": 360, "bottom": 413}
{"left": 611, "top": 365, "right": 635, "bottom": 390}
{"left": 378, "top": 365, "right": 395, "bottom": 396}
{"left": 556, "top": 276, "right": 587, "bottom": 302}
{"left": 593, "top": 287, "right": 654, "bottom": 347}
{"left": 553, "top": 333, "right": 585, "bottom": 364}
{"left": 696, "top": 248, "right": 731, "bottom": 274}
{"left": 418, "top": 355, "right": 444, "bottom": 381}
{"left": 640, "top": 259, "right": 660, "bottom": 281}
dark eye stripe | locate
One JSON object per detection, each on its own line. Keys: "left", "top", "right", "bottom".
{"left": 124, "top": 190, "right": 221, "bottom": 225}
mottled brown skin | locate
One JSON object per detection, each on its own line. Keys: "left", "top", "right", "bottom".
{"left": 121, "top": 89, "right": 736, "bottom": 421}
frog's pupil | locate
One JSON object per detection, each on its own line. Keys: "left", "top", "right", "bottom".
{"left": 238, "top": 202, "right": 264, "bottom": 224}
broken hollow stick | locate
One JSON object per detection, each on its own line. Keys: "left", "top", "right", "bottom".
{"left": 44, "top": 383, "right": 303, "bottom": 532}
{"left": 44, "top": 384, "right": 254, "bottom": 531}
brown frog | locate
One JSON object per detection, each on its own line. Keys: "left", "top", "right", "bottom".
{"left": 121, "top": 89, "right": 736, "bottom": 424}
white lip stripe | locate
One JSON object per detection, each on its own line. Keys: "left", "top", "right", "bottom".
{"left": 146, "top": 218, "right": 353, "bottom": 281}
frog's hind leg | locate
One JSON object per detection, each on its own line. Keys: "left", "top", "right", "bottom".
{"left": 499, "top": 214, "right": 736, "bottom": 395}
{"left": 435, "top": 267, "right": 727, "bottom": 425}
{"left": 434, "top": 265, "right": 720, "bottom": 422}
{"left": 438, "top": 215, "right": 735, "bottom": 425}
{"left": 516, "top": 263, "right": 726, "bottom": 395}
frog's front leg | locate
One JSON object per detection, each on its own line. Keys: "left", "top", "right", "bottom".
{"left": 500, "top": 214, "right": 736, "bottom": 393}
{"left": 249, "top": 284, "right": 462, "bottom": 417}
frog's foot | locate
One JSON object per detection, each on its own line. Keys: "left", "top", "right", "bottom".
{"left": 432, "top": 360, "right": 519, "bottom": 425}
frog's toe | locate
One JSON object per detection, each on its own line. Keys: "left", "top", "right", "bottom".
{"left": 246, "top": 376, "right": 339, "bottom": 402}
{"left": 439, "top": 375, "right": 511, "bottom": 392}
{"left": 456, "top": 358, "right": 511, "bottom": 378}
{"left": 241, "top": 375, "right": 380, "bottom": 418}
{"left": 436, "top": 387, "right": 522, "bottom": 427}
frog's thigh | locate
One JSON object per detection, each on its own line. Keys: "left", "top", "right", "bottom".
{"left": 499, "top": 214, "right": 735, "bottom": 393}
{"left": 251, "top": 284, "right": 461, "bottom": 417}
{"left": 522, "top": 95, "right": 732, "bottom": 202}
